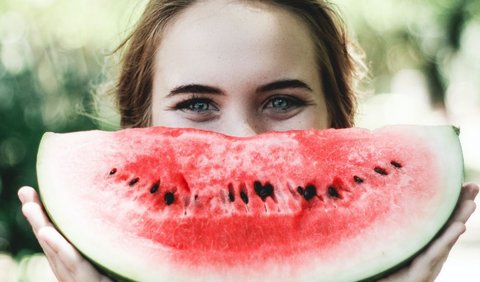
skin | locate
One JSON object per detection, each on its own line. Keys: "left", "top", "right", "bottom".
{"left": 18, "top": 1, "right": 478, "bottom": 281}
{"left": 151, "top": 1, "right": 328, "bottom": 135}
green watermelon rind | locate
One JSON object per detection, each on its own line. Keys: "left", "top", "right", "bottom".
{"left": 36, "top": 125, "right": 464, "bottom": 282}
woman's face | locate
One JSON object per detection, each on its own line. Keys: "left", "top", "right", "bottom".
{"left": 151, "top": 0, "right": 328, "bottom": 137}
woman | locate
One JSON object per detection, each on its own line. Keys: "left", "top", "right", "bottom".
{"left": 19, "top": 0, "right": 478, "bottom": 281}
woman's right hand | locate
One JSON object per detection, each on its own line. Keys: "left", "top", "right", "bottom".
{"left": 18, "top": 186, "right": 112, "bottom": 282}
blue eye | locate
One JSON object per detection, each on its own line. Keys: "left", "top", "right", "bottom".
{"left": 175, "top": 98, "right": 218, "bottom": 113}
{"left": 264, "top": 96, "right": 304, "bottom": 112}
{"left": 188, "top": 100, "right": 210, "bottom": 112}
{"left": 271, "top": 97, "right": 289, "bottom": 110}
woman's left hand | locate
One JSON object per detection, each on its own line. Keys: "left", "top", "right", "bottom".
{"left": 378, "top": 183, "right": 478, "bottom": 282}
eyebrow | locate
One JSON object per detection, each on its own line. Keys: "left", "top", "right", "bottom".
{"left": 168, "top": 84, "right": 223, "bottom": 97}
{"left": 167, "top": 79, "right": 313, "bottom": 97}
{"left": 257, "top": 79, "right": 313, "bottom": 93}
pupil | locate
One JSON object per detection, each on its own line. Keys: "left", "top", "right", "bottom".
{"left": 272, "top": 98, "right": 288, "bottom": 109}
{"left": 193, "top": 101, "right": 208, "bottom": 111}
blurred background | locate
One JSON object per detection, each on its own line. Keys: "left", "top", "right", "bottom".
{"left": 0, "top": 0, "right": 478, "bottom": 281}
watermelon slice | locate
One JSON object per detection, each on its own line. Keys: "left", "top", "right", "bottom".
{"left": 37, "top": 125, "right": 463, "bottom": 282}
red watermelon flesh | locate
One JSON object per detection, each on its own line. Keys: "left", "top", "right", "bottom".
{"left": 37, "top": 125, "right": 463, "bottom": 282}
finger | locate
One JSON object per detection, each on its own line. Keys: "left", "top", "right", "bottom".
{"left": 19, "top": 187, "right": 72, "bottom": 281}
{"left": 18, "top": 186, "right": 40, "bottom": 205}
{"left": 76, "top": 261, "right": 114, "bottom": 282}
{"left": 447, "top": 183, "right": 478, "bottom": 225}
{"left": 100, "top": 276, "right": 114, "bottom": 282}
{"left": 40, "top": 237, "right": 75, "bottom": 282}
{"left": 39, "top": 227, "right": 84, "bottom": 274}
{"left": 21, "top": 202, "right": 54, "bottom": 237}
{"left": 410, "top": 222, "right": 465, "bottom": 280}
{"left": 450, "top": 199, "right": 476, "bottom": 224}
{"left": 459, "top": 183, "right": 479, "bottom": 202}
{"left": 19, "top": 186, "right": 53, "bottom": 238}
{"left": 423, "top": 222, "right": 465, "bottom": 262}
{"left": 39, "top": 227, "right": 109, "bottom": 281}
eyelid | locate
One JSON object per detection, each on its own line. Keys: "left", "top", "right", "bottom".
{"left": 172, "top": 95, "right": 220, "bottom": 124}
{"left": 262, "top": 94, "right": 305, "bottom": 109}
{"left": 173, "top": 95, "right": 217, "bottom": 110}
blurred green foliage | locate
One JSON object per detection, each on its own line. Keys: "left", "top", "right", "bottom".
{"left": 0, "top": 0, "right": 479, "bottom": 260}
{"left": 336, "top": 0, "right": 480, "bottom": 106}
{"left": 0, "top": 18, "right": 99, "bottom": 257}
{"left": 0, "top": 0, "right": 138, "bottom": 257}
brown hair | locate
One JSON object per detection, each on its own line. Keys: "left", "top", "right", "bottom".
{"left": 115, "top": 0, "right": 365, "bottom": 128}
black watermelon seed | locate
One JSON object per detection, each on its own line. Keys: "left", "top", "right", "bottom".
{"left": 109, "top": 168, "right": 117, "bottom": 175}
{"left": 164, "top": 192, "right": 175, "bottom": 205}
{"left": 129, "top": 177, "right": 140, "bottom": 186}
{"left": 391, "top": 161, "right": 402, "bottom": 168}
{"left": 228, "top": 192, "right": 235, "bottom": 202}
{"left": 228, "top": 185, "right": 235, "bottom": 202}
{"left": 254, "top": 181, "right": 274, "bottom": 200}
{"left": 374, "top": 167, "right": 388, "bottom": 175}
{"left": 150, "top": 182, "right": 160, "bottom": 194}
{"left": 303, "top": 185, "right": 317, "bottom": 200}
{"left": 328, "top": 186, "right": 341, "bottom": 198}
{"left": 240, "top": 190, "right": 249, "bottom": 204}
{"left": 353, "top": 175, "right": 364, "bottom": 184}
{"left": 297, "top": 186, "right": 304, "bottom": 196}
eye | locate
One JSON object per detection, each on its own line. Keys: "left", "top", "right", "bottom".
{"left": 263, "top": 95, "right": 305, "bottom": 113}
{"left": 175, "top": 97, "right": 219, "bottom": 113}
{"left": 172, "top": 96, "right": 220, "bottom": 122}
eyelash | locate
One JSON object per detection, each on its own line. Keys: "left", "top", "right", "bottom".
{"left": 262, "top": 95, "right": 306, "bottom": 111}
{"left": 172, "top": 94, "right": 309, "bottom": 117}
{"left": 174, "top": 95, "right": 218, "bottom": 113}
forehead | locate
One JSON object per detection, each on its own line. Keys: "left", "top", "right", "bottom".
{"left": 155, "top": 0, "right": 318, "bottom": 86}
